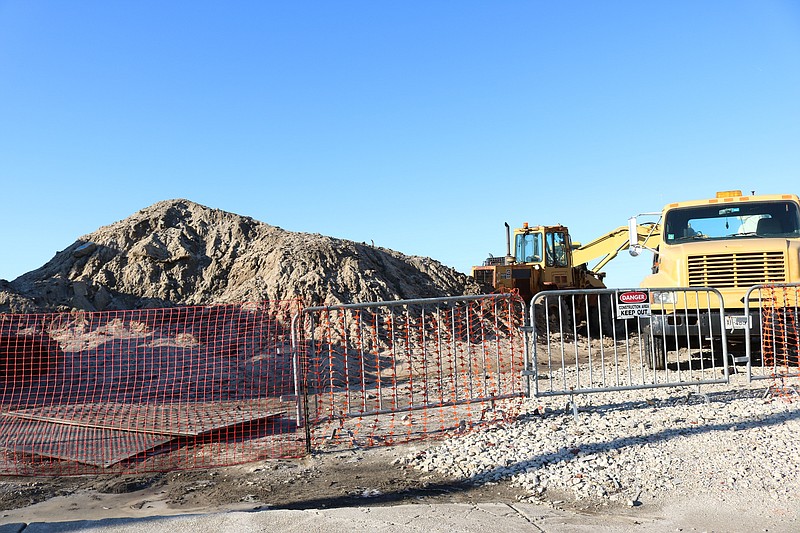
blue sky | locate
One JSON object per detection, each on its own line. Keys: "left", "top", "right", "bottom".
{"left": 1, "top": 1, "right": 799, "bottom": 287}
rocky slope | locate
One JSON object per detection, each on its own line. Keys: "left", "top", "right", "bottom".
{"left": 0, "top": 199, "right": 480, "bottom": 313}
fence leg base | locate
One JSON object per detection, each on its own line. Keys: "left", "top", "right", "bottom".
{"left": 566, "top": 395, "right": 579, "bottom": 420}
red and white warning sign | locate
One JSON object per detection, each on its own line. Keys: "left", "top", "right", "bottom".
{"left": 616, "top": 290, "right": 651, "bottom": 319}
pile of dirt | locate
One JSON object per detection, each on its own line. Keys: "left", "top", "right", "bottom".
{"left": 0, "top": 199, "right": 481, "bottom": 313}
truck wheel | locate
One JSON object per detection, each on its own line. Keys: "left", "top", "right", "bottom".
{"left": 643, "top": 326, "right": 666, "bottom": 370}
{"left": 555, "top": 299, "right": 573, "bottom": 333}
{"left": 587, "top": 295, "right": 616, "bottom": 338}
{"left": 599, "top": 294, "right": 615, "bottom": 337}
{"left": 536, "top": 298, "right": 572, "bottom": 333}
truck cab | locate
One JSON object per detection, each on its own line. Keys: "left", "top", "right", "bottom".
{"left": 633, "top": 190, "right": 800, "bottom": 366}
{"left": 642, "top": 190, "right": 800, "bottom": 301}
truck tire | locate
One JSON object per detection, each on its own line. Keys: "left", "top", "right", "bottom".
{"left": 555, "top": 299, "right": 573, "bottom": 333}
{"left": 643, "top": 326, "right": 666, "bottom": 370}
{"left": 587, "top": 294, "right": 616, "bottom": 338}
{"left": 535, "top": 299, "right": 573, "bottom": 334}
{"left": 599, "top": 294, "right": 615, "bottom": 337}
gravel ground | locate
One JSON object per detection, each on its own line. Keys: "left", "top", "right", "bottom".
{"left": 3, "top": 371, "right": 799, "bottom": 531}
{"left": 400, "top": 372, "right": 800, "bottom": 512}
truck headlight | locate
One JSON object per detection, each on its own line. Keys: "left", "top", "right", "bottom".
{"left": 651, "top": 291, "right": 677, "bottom": 304}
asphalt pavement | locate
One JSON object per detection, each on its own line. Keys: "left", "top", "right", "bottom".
{"left": 1, "top": 499, "right": 797, "bottom": 533}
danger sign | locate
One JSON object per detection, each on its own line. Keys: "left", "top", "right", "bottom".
{"left": 616, "top": 290, "right": 651, "bottom": 319}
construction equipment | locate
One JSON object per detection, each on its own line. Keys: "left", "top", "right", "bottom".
{"left": 472, "top": 221, "right": 661, "bottom": 331}
{"left": 629, "top": 190, "right": 800, "bottom": 368}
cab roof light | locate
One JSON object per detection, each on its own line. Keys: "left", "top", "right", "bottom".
{"left": 716, "top": 190, "right": 743, "bottom": 198}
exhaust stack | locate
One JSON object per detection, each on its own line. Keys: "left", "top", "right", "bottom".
{"left": 505, "top": 222, "right": 514, "bottom": 264}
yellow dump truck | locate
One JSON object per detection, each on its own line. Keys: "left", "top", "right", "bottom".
{"left": 629, "top": 190, "right": 800, "bottom": 368}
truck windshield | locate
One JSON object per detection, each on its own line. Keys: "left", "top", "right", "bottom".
{"left": 664, "top": 201, "right": 800, "bottom": 244}
{"left": 516, "top": 232, "right": 543, "bottom": 263}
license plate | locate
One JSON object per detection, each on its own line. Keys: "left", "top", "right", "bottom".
{"left": 725, "top": 315, "right": 751, "bottom": 330}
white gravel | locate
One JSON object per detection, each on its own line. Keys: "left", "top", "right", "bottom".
{"left": 399, "top": 374, "right": 800, "bottom": 508}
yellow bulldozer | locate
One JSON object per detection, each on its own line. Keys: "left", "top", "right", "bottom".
{"left": 472, "top": 221, "right": 661, "bottom": 332}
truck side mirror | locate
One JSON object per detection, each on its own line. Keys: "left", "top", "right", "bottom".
{"left": 628, "top": 217, "right": 641, "bottom": 257}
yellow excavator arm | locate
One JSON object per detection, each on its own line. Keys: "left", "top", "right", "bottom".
{"left": 572, "top": 223, "right": 661, "bottom": 273}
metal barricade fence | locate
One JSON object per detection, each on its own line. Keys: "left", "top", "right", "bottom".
{"left": 293, "top": 294, "right": 527, "bottom": 448}
{"left": 8, "top": 285, "right": 780, "bottom": 476}
{"left": 526, "top": 288, "right": 729, "bottom": 399}
{"left": 744, "top": 283, "right": 800, "bottom": 382}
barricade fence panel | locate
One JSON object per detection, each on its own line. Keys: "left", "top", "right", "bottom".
{"left": 296, "top": 294, "right": 527, "bottom": 449}
{"left": 15, "top": 285, "right": 781, "bottom": 475}
{"left": 527, "top": 288, "right": 729, "bottom": 398}
{"left": 745, "top": 284, "right": 800, "bottom": 383}
{"left": 0, "top": 300, "right": 304, "bottom": 475}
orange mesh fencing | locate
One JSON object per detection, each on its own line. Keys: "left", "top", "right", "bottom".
{"left": 0, "top": 295, "right": 528, "bottom": 476}
{"left": 0, "top": 301, "right": 304, "bottom": 475}
{"left": 296, "top": 295, "right": 527, "bottom": 450}
{"left": 759, "top": 285, "right": 800, "bottom": 393}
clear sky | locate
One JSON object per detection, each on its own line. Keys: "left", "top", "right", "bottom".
{"left": 1, "top": 1, "right": 799, "bottom": 288}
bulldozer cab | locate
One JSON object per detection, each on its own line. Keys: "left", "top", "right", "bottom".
{"left": 473, "top": 223, "right": 602, "bottom": 302}
{"left": 509, "top": 225, "right": 575, "bottom": 296}
{"left": 515, "top": 224, "right": 571, "bottom": 267}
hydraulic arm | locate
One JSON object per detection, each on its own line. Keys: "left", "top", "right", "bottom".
{"left": 572, "top": 223, "right": 661, "bottom": 273}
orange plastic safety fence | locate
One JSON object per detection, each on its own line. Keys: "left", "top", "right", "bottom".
{"left": 760, "top": 285, "right": 800, "bottom": 393}
{"left": 0, "top": 301, "right": 304, "bottom": 475}
{"left": 298, "top": 295, "right": 527, "bottom": 450}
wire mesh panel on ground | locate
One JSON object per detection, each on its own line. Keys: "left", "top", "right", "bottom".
{"left": 527, "top": 288, "right": 729, "bottom": 399}
{"left": 0, "top": 300, "right": 304, "bottom": 475}
{"left": 296, "top": 294, "right": 527, "bottom": 449}
{"left": 745, "top": 284, "right": 800, "bottom": 384}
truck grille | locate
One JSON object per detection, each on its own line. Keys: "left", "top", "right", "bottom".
{"left": 687, "top": 251, "right": 787, "bottom": 288}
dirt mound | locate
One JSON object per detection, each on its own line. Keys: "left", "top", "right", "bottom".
{"left": 0, "top": 199, "right": 481, "bottom": 313}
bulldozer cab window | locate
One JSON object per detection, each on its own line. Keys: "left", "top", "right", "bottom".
{"left": 664, "top": 201, "right": 800, "bottom": 243}
{"left": 515, "top": 233, "right": 543, "bottom": 263}
{"left": 545, "top": 231, "right": 568, "bottom": 267}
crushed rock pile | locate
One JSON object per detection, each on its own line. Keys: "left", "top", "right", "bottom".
{"left": 0, "top": 199, "right": 481, "bottom": 313}
{"left": 399, "top": 382, "right": 800, "bottom": 508}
